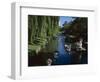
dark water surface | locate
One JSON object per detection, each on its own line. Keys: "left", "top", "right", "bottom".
{"left": 53, "top": 35, "right": 71, "bottom": 65}
{"left": 53, "top": 35, "right": 87, "bottom": 65}
{"left": 28, "top": 35, "right": 87, "bottom": 66}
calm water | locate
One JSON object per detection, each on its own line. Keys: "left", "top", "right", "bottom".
{"left": 53, "top": 35, "right": 87, "bottom": 65}
{"left": 53, "top": 35, "right": 71, "bottom": 65}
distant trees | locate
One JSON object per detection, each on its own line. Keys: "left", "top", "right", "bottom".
{"left": 70, "top": 17, "right": 87, "bottom": 39}
{"left": 62, "top": 17, "right": 88, "bottom": 43}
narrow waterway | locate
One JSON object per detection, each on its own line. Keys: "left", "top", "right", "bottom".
{"left": 53, "top": 35, "right": 71, "bottom": 65}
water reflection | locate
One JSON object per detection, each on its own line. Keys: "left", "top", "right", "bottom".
{"left": 53, "top": 35, "right": 71, "bottom": 65}
{"left": 52, "top": 34, "right": 87, "bottom": 65}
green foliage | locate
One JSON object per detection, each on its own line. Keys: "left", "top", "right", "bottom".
{"left": 69, "top": 17, "right": 88, "bottom": 39}
{"left": 28, "top": 15, "right": 60, "bottom": 55}
{"left": 62, "top": 17, "right": 88, "bottom": 44}
{"left": 28, "top": 44, "right": 41, "bottom": 54}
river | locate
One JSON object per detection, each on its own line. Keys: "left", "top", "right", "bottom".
{"left": 53, "top": 35, "right": 71, "bottom": 65}
{"left": 52, "top": 35, "right": 87, "bottom": 65}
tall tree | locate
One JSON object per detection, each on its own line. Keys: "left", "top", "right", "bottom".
{"left": 28, "top": 15, "right": 60, "bottom": 54}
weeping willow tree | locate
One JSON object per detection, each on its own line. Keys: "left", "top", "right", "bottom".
{"left": 28, "top": 15, "right": 60, "bottom": 54}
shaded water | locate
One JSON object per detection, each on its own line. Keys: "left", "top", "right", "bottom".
{"left": 28, "top": 34, "right": 87, "bottom": 66}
